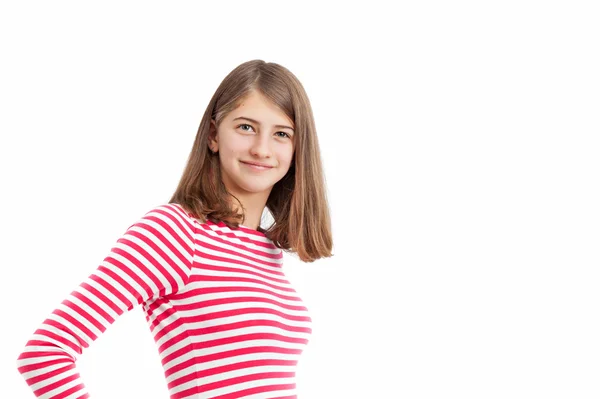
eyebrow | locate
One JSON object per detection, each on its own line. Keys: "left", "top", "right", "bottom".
{"left": 233, "top": 116, "right": 294, "bottom": 132}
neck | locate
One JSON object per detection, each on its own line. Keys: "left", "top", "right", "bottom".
{"left": 231, "top": 190, "right": 271, "bottom": 230}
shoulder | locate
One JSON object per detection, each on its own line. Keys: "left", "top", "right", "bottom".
{"left": 129, "top": 202, "right": 199, "bottom": 237}
{"left": 145, "top": 202, "right": 193, "bottom": 219}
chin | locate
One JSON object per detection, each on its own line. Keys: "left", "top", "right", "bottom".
{"left": 242, "top": 185, "right": 275, "bottom": 194}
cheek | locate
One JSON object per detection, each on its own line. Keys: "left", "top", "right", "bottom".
{"left": 286, "top": 149, "right": 296, "bottom": 165}
{"left": 222, "top": 143, "right": 244, "bottom": 159}
{"left": 278, "top": 144, "right": 295, "bottom": 162}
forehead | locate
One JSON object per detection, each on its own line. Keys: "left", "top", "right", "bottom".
{"left": 228, "top": 91, "right": 294, "bottom": 126}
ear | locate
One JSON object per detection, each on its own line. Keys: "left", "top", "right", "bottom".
{"left": 208, "top": 119, "right": 219, "bottom": 152}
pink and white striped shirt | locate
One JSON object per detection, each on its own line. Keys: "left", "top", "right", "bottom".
{"left": 16, "top": 203, "right": 312, "bottom": 399}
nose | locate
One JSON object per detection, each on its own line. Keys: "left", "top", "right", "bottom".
{"left": 250, "top": 134, "right": 272, "bottom": 158}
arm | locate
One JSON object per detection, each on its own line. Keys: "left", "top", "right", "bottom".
{"left": 16, "top": 204, "right": 196, "bottom": 398}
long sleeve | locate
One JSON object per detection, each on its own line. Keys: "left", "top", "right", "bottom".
{"left": 16, "top": 204, "right": 196, "bottom": 399}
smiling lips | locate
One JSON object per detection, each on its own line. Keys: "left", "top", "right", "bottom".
{"left": 241, "top": 161, "right": 274, "bottom": 170}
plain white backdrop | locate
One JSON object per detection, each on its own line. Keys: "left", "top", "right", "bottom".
{"left": 1, "top": 1, "right": 599, "bottom": 398}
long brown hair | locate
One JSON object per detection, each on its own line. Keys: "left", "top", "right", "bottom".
{"left": 168, "top": 59, "right": 333, "bottom": 263}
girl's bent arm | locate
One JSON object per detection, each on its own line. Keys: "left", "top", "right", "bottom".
{"left": 16, "top": 204, "right": 196, "bottom": 398}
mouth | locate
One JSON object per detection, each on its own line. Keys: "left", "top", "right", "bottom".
{"left": 241, "top": 161, "right": 274, "bottom": 170}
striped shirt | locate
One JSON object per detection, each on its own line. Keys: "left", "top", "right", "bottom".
{"left": 16, "top": 203, "right": 312, "bottom": 399}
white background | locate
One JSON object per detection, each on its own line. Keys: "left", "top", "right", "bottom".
{"left": 1, "top": 1, "right": 599, "bottom": 398}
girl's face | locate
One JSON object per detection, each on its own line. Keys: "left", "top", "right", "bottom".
{"left": 209, "top": 90, "right": 296, "bottom": 203}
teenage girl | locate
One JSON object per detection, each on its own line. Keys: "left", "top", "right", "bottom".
{"left": 16, "top": 59, "right": 333, "bottom": 399}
